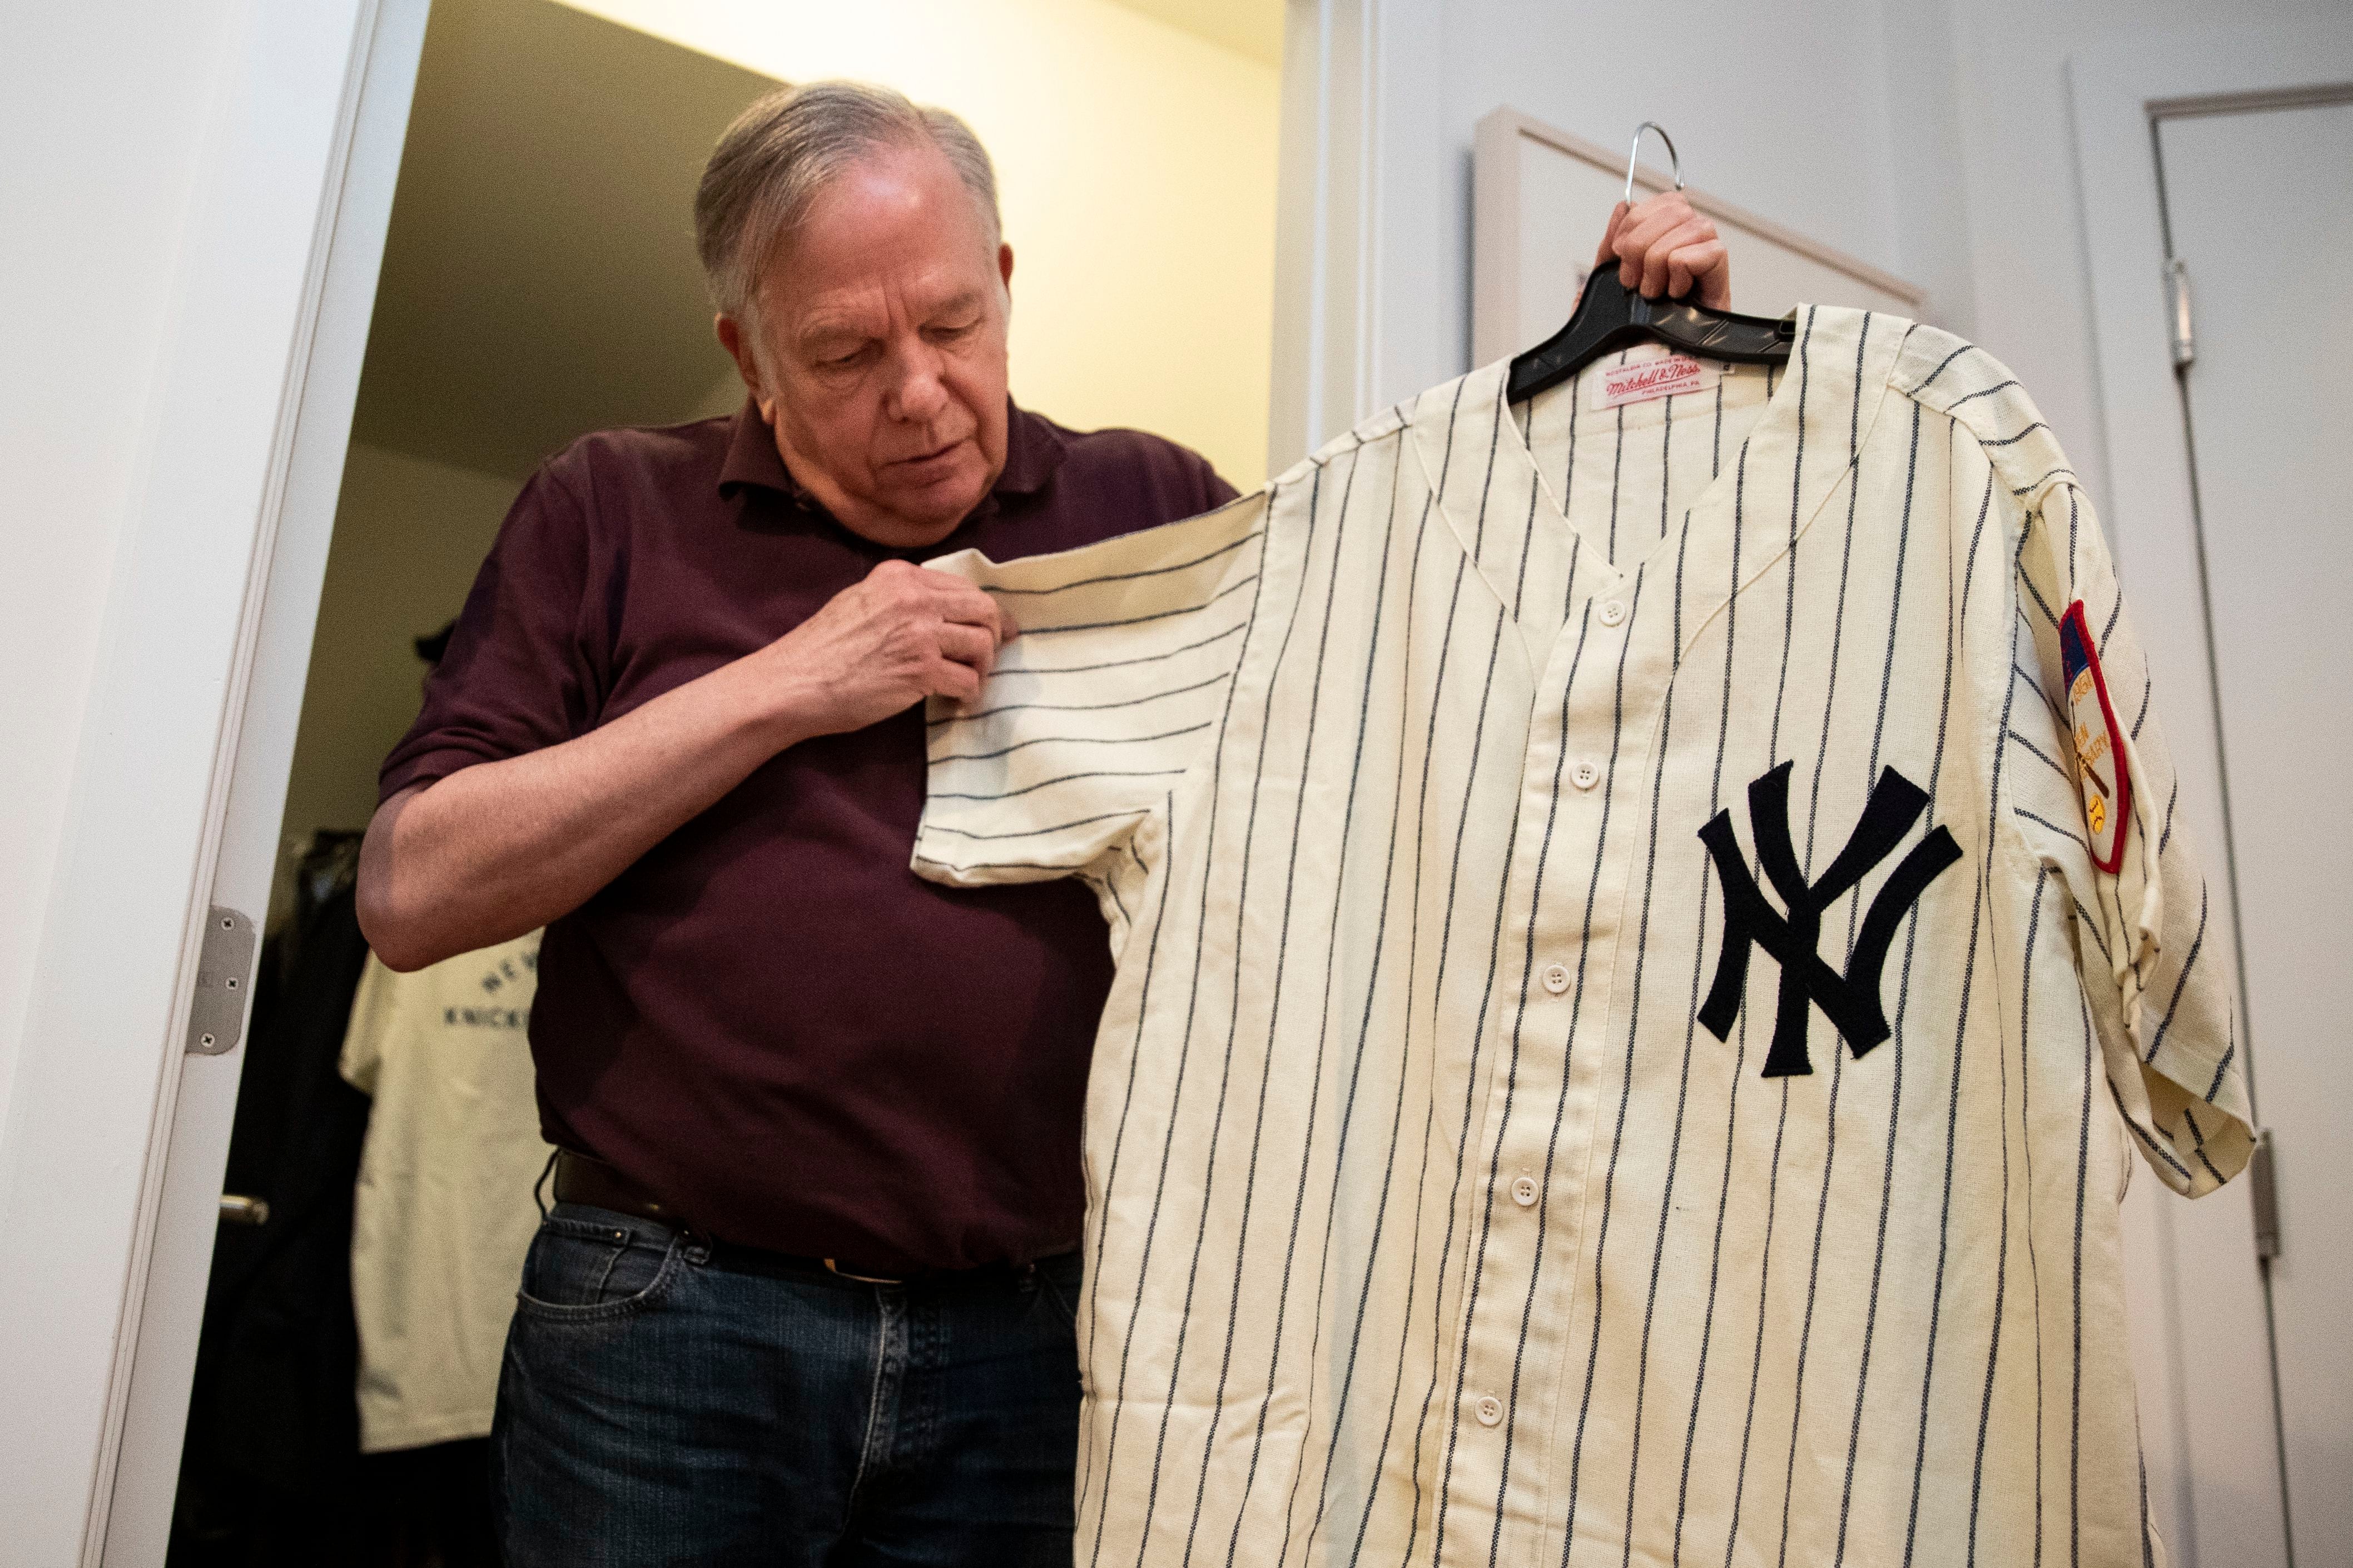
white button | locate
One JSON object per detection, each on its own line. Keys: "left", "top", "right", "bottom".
{"left": 1599, "top": 598, "right": 1627, "bottom": 626}
{"left": 1571, "top": 761, "right": 1600, "bottom": 791}
{"left": 1475, "top": 1395, "right": 1504, "bottom": 1426}
{"left": 1512, "top": 1175, "right": 1539, "bottom": 1207}
{"left": 1541, "top": 963, "right": 1571, "bottom": 995}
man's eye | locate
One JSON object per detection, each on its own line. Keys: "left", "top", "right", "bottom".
{"left": 818, "top": 345, "right": 870, "bottom": 370}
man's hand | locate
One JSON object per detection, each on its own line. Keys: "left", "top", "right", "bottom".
{"left": 360, "top": 559, "right": 1015, "bottom": 972}
{"left": 765, "top": 559, "right": 1016, "bottom": 735}
{"left": 1592, "top": 190, "right": 1730, "bottom": 310}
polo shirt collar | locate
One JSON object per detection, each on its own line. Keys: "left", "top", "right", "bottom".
{"left": 717, "top": 397, "right": 1068, "bottom": 507}
{"left": 994, "top": 400, "right": 1068, "bottom": 496}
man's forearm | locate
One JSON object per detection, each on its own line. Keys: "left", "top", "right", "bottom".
{"left": 359, "top": 650, "right": 818, "bottom": 970}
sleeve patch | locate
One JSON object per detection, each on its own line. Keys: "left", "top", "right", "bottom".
{"left": 2059, "top": 600, "right": 2132, "bottom": 874}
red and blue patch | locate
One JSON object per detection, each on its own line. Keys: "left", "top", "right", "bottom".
{"left": 2059, "top": 601, "right": 2131, "bottom": 874}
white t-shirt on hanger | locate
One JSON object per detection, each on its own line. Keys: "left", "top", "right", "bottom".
{"left": 340, "top": 930, "right": 550, "bottom": 1453}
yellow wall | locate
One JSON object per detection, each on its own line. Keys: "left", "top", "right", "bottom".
{"left": 560, "top": 0, "right": 1283, "bottom": 489}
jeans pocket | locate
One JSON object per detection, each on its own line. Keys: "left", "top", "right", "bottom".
{"left": 514, "top": 1209, "right": 681, "bottom": 1323}
{"left": 1036, "top": 1252, "right": 1084, "bottom": 1330}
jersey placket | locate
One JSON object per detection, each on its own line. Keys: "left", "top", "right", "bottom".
{"left": 1434, "top": 403, "right": 1681, "bottom": 1565}
{"left": 1433, "top": 326, "right": 1751, "bottom": 1564}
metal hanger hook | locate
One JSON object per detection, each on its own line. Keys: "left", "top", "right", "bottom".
{"left": 1623, "top": 121, "right": 1684, "bottom": 207}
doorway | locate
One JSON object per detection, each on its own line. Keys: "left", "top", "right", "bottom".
{"left": 2151, "top": 89, "right": 2353, "bottom": 1567}
{"left": 2071, "top": 25, "right": 2353, "bottom": 1567}
{"left": 157, "top": 4, "right": 772, "bottom": 1560}
{"left": 97, "top": 0, "right": 1289, "bottom": 1559}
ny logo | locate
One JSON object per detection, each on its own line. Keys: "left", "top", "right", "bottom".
{"left": 1697, "top": 762, "right": 1963, "bottom": 1078}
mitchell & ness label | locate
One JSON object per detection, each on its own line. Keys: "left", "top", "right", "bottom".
{"left": 1591, "top": 349, "right": 1721, "bottom": 410}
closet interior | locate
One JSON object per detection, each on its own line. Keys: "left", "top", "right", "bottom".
{"left": 167, "top": 3, "right": 773, "bottom": 1561}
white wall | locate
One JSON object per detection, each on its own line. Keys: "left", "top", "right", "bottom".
{"left": 1943, "top": 0, "right": 2339, "bottom": 519}
{"left": 0, "top": 3, "right": 244, "bottom": 1194}
{"left": 1363, "top": 0, "right": 2334, "bottom": 517}
{"left": 1358, "top": 0, "right": 1980, "bottom": 424}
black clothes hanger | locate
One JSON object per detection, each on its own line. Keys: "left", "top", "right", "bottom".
{"left": 1507, "top": 122, "right": 1796, "bottom": 406}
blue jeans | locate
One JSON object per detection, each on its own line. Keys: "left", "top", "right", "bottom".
{"left": 492, "top": 1202, "right": 1084, "bottom": 1566}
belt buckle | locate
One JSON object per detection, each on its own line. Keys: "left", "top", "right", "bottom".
{"left": 823, "top": 1258, "right": 905, "bottom": 1286}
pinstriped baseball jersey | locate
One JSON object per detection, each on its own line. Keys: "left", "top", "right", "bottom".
{"left": 914, "top": 307, "right": 2246, "bottom": 1568}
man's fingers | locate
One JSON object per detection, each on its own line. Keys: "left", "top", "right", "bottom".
{"left": 1612, "top": 205, "right": 1680, "bottom": 260}
{"left": 1614, "top": 207, "right": 1682, "bottom": 288}
{"left": 1626, "top": 216, "right": 1719, "bottom": 298}
{"left": 937, "top": 621, "right": 999, "bottom": 677}
{"left": 1671, "top": 239, "right": 1730, "bottom": 308}
{"left": 928, "top": 656, "right": 984, "bottom": 706}
{"left": 1611, "top": 200, "right": 1694, "bottom": 260}
{"left": 1612, "top": 199, "right": 1721, "bottom": 296}
{"left": 1590, "top": 200, "right": 1631, "bottom": 275}
{"left": 923, "top": 578, "right": 1017, "bottom": 646}
{"left": 1640, "top": 242, "right": 1674, "bottom": 300}
{"left": 1634, "top": 215, "right": 1718, "bottom": 261}
{"left": 925, "top": 576, "right": 1009, "bottom": 633}
{"left": 1621, "top": 190, "right": 1706, "bottom": 237}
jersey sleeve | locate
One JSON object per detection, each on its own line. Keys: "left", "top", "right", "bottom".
{"left": 912, "top": 490, "right": 1269, "bottom": 905}
{"left": 2009, "top": 478, "right": 2252, "bottom": 1196}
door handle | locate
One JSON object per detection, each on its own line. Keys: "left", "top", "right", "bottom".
{"left": 218, "top": 1193, "right": 271, "bottom": 1227}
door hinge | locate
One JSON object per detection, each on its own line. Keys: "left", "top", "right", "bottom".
{"left": 2165, "top": 257, "right": 2195, "bottom": 369}
{"left": 185, "top": 904, "right": 258, "bottom": 1055}
{"left": 2248, "top": 1127, "right": 2281, "bottom": 1260}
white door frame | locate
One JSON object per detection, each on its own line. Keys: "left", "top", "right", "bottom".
{"left": 0, "top": 2, "right": 425, "bottom": 1563}
{"left": 96, "top": 4, "right": 434, "bottom": 1561}
{"left": 1269, "top": 0, "right": 1386, "bottom": 470}
{"left": 2068, "top": 18, "right": 2353, "bottom": 1568}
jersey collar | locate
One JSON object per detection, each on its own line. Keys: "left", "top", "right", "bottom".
{"left": 1407, "top": 305, "right": 1902, "bottom": 669}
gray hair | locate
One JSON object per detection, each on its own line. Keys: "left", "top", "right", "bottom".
{"left": 694, "top": 81, "right": 1003, "bottom": 323}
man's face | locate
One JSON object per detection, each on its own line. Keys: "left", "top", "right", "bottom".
{"left": 718, "top": 144, "right": 1014, "bottom": 550}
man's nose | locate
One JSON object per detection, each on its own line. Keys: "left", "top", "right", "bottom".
{"left": 885, "top": 340, "right": 951, "bottom": 424}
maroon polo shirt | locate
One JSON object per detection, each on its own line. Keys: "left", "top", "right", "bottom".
{"left": 380, "top": 400, "right": 1234, "bottom": 1272}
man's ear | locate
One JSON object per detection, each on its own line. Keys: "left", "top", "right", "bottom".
{"left": 715, "top": 314, "right": 773, "bottom": 416}
{"left": 997, "top": 242, "right": 1014, "bottom": 314}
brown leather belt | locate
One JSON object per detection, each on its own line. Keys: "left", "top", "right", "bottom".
{"left": 552, "top": 1146, "right": 678, "bottom": 1223}
{"left": 551, "top": 1147, "right": 995, "bottom": 1286}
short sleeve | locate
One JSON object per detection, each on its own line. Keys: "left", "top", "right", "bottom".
{"left": 378, "top": 466, "right": 602, "bottom": 803}
{"left": 912, "top": 490, "right": 1269, "bottom": 912}
{"left": 2009, "top": 480, "right": 2252, "bottom": 1195}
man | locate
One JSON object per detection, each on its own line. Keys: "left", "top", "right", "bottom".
{"left": 358, "top": 80, "right": 1731, "bottom": 1566}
